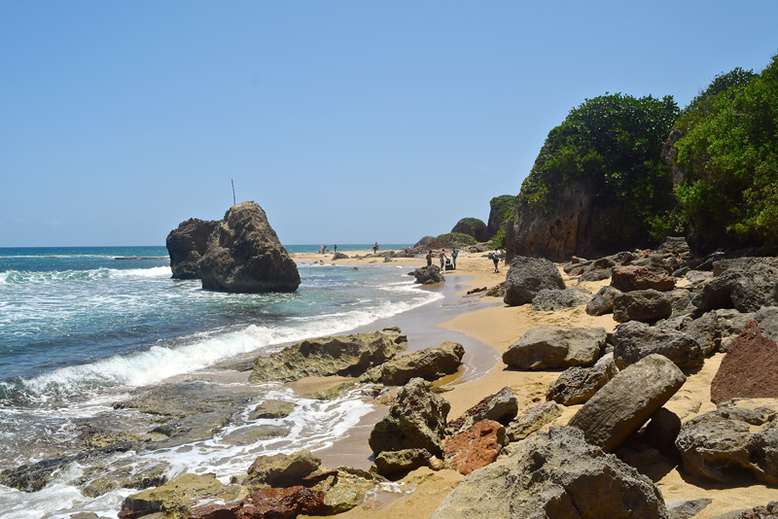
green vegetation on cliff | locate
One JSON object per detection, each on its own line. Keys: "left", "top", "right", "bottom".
{"left": 435, "top": 233, "right": 476, "bottom": 247}
{"left": 673, "top": 56, "right": 778, "bottom": 249}
{"left": 519, "top": 93, "right": 679, "bottom": 249}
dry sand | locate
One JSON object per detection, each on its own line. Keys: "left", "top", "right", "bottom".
{"left": 294, "top": 248, "right": 776, "bottom": 518}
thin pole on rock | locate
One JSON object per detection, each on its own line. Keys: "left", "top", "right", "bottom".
{"left": 231, "top": 179, "right": 236, "bottom": 205}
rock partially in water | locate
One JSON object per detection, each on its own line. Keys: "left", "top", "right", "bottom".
{"left": 198, "top": 201, "right": 300, "bottom": 293}
{"left": 372, "top": 449, "right": 432, "bottom": 476}
{"left": 249, "top": 328, "right": 407, "bottom": 383}
{"left": 249, "top": 400, "right": 296, "bottom": 420}
{"left": 247, "top": 450, "right": 322, "bottom": 488}
{"left": 166, "top": 218, "right": 219, "bottom": 280}
{"left": 122, "top": 472, "right": 226, "bottom": 519}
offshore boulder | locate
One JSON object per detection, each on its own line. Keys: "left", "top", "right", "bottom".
{"left": 166, "top": 218, "right": 219, "bottom": 279}
{"left": 198, "top": 201, "right": 300, "bottom": 293}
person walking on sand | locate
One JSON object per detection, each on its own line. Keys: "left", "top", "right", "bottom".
{"left": 439, "top": 250, "right": 448, "bottom": 272}
{"left": 426, "top": 250, "right": 433, "bottom": 266}
{"left": 492, "top": 249, "right": 501, "bottom": 273}
{"left": 451, "top": 248, "right": 458, "bottom": 270}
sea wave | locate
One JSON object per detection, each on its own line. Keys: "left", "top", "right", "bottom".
{"left": 0, "top": 266, "right": 171, "bottom": 285}
{"left": 5, "top": 288, "right": 443, "bottom": 403}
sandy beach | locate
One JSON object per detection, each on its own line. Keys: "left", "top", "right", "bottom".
{"left": 290, "top": 248, "right": 777, "bottom": 519}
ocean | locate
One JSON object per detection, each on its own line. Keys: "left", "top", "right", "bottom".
{"left": 0, "top": 245, "right": 444, "bottom": 518}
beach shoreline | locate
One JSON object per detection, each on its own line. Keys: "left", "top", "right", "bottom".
{"left": 292, "top": 248, "right": 778, "bottom": 519}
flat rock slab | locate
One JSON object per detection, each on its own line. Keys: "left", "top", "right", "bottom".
{"left": 569, "top": 354, "right": 686, "bottom": 453}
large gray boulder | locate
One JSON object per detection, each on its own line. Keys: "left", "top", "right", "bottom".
{"left": 505, "top": 401, "right": 563, "bottom": 442}
{"left": 166, "top": 218, "right": 219, "bottom": 279}
{"left": 248, "top": 328, "right": 407, "bottom": 383}
{"left": 198, "top": 201, "right": 300, "bottom": 293}
{"left": 360, "top": 341, "right": 464, "bottom": 386}
{"left": 546, "top": 365, "right": 611, "bottom": 406}
{"left": 503, "top": 256, "right": 566, "bottom": 306}
{"left": 676, "top": 399, "right": 778, "bottom": 485}
{"left": 611, "top": 265, "right": 675, "bottom": 292}
{"left": 611, "top": 320, "right": 705, "bottom": 371}
{"left": 585, "top": 285, "right": 622, "bottom": 316}
{"left": 694, "top": 262, "right": 778, "bottom": 313}
{"left": 531, "top": 288, "right": 591, "bottom": 312}
{"left": 502, "top": 326, "right": 606, "bottom": 370}
{"left": 430, "top": 426, "right": 669, "bottom": 519}
{"left": 613, "top": 289, "right": 673, "bottom": 323}
{"left": 368, "top": 378, "right": 451, "bottom": 457}
{"left": 569, "top": 354, "right": 686, "bottom": 453}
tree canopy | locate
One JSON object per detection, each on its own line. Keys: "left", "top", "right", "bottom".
{"left": 519, "top": 93, "right": 680, "bottom": 249}
{"left": 673, "top": 55, "right": 778, "bottom": 250}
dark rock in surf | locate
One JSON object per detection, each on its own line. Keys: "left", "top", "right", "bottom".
{"left": 198, "top": 201, "right": 300, "bottom": 293}
{"left": 166, "top": 218, "right": 219, "bottom": 279}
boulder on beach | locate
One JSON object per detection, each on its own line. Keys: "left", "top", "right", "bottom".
{"left": 443, "top": 419, "right": 507, "bottom": 475}
{"left": 612, "top": 289, "right": 673, "bottom": 323}
{"left": 249, "top": 327, "right": 407, "bottom": 383}
{"left": 569, "top": 354, "right": 686, "bottom": 453}
{"left": 611, "top": 265, "right": 675, "bottom": 292}
{"left": 676, "top": 399, "right": 778, "bottom": 485}
{"left": 503, "top": 256, "right": 566, "bottom": 306}
{"left": 431, "top": 426, "right": 670, "bottom": 519}
{"left": 368, "top": 378, "right": 451, "bottom": 457}
{"left": 447, "top": 387, "right": 519, "bottom": 436}
{"left": 412, "top": 265, "right": 445, "bottom": 284}
{"left": 502, "top": 326, "right": 606, "bottom": 370}
{"left": 166, "top": 218, "right": 219, "bottom": 279}
{"left": 198, "top": 201, "right": 301, "bottom": 293}
{"left": 611, "top": 320, "right": 705, "bottom": 371}
{"left": 360, "top": 341, "right": 464, "bottom": 386}
{"left": 505, "top": 401, "right": 563, "bottom": 442}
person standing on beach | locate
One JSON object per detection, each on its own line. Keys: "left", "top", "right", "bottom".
{"left": 426, "top": 250, "right": 433, "bottom": 266}
{"left": 451, "top": 248, "right": 458, "bottom": 270}
{"left": 373, "top": 242, "right": 379, "bottom": 254}
{"left": 334, "top": 245, "right": 337, "bottom": 254}
{"left": 492, "top": 249, "right": 501, "bottom": 273}
{"left": 439, "top": 250, "right": 448, "bottom": 272}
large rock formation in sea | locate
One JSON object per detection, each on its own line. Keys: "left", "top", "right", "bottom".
{"left": 166, "top": 218, "right": 219, "bottom": 279}
{"left": 197, "top": 201, "right": 300, "bottom": 293}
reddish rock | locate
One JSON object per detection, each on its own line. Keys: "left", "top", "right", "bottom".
{"left": 611, "top": 265, "right": 675, "bottom": 292}
{"left": 443, "top": 419, "right": 506, "bottom": 475}
{"left": 189, "top": 486, "right": 326, "bottom": 519}
{"left": 710, "top": 320, "right": 778, "bottom": 404}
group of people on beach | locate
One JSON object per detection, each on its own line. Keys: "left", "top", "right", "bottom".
{"left": 424, "top": 247, "right": 502, "bottom": 273}
{"left": 426, "top": 248, "right": 459, "bottom": 272}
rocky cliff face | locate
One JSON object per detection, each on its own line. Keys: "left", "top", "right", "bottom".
{"left": 486, "top": 195, "right": 514, "bottom": 240}
{"left": 198, "top": 201, "right": 300, "bottom": 293}
{"left": 166, "top": 218, "right": 219, "bottom": 279}
{"left": 505, "top": 179, "right": 595, "bottom": 263}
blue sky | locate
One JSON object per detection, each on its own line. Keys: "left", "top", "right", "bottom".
{"left": 2, "top": 1, "right": 777, "bottom": 247}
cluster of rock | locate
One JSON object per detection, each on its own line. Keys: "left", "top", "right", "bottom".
{"left": 166, "top": 201, "right": 300, "bottom": 293}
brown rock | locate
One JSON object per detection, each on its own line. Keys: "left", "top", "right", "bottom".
{"left": 198, "top": 201, "right": 300, "bottom": 293}
{"left": 710, "top": 320, "right": 778, "bottom": 404}
{"left": 166, "top": 218, "right": 219, "bottom": 279}
{"left": 447, "top": 387, "right": 518, "bottom": 435}
{"left": 443, "top": 420, "right": 506, "bottom": 475}
{"left": 189, "top": 486, "right": 327, "bottom": 519}
{"left": 611, "top": 265, "right": 675, "bottom": 292}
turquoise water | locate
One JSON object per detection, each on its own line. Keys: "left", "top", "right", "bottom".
{"left": 0, "top": 245, "right": 436, "bottom": 518}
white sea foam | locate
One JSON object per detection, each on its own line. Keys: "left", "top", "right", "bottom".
{"left": 17, "top": 287, "right": 443, "bottom": 399}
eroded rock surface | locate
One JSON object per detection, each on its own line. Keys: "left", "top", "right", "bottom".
{"left": 360, "top": 341, "right": 464, "bottom": 386}
{"left": 166, "top": 218, "right": 219, "bottom": 279}
{"left": 368, "top": 378, "right": 450, "bottom": 457}
{"left": 249, "top": 328, "right": 407, "bottom": 383}
{"left": 569, "top": 354, "right": 686, "bottom": 453}
{"left": 198, "top": 201, "right": 300, "bottom": 293}
{"left": 502, "top": 326, "right": 606, "bottom": 370}
{"left": 443, "top": 420, "right": 506, "bottom": 475}
{"left": 431, "top": 426, "right": 669, "bottom": 519}
{"left": 503, "top": 256, "right": 566, "bottom": 306}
